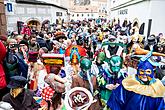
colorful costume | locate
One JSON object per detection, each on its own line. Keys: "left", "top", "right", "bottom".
{"left": 71, "top": 58, "right": 102, "bottom": 110}
{"left": 97, "top": 55, "right": 127, "bottom": 103}
{"left": 107, "top": 51, "right": 165, "bottom": 110}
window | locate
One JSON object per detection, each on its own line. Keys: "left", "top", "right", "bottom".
{"left": 87, "top": 14, "right": 89, "bottom": 16}
{"left": 77, "top": 14, "right": 79, "bottom": 17}
{"left": 82, "top": 14, "right": 84, "bottom": 17}
{"left": 72, "top": 14, "right": 74, "bottom": 17}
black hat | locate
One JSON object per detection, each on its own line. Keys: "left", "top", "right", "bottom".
{"left": 7, "top": 76, "right": 28, "bottom": 89}
{"left": 19, "top": 40, "right": 29, "bottom": 47}
{"left": 148, "top": 35, "right": 156, "bottom": 45}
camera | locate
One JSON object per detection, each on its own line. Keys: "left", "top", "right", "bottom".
{"left": 9, "top": 44, "right": 19, "bottom": 49}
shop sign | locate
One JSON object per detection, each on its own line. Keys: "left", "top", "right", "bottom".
{"left": 4, "top": 1, "right": 15, "bottom": 15}
{"left": 56, "top": 12, "right": 63, "bottom": 16}
{"left": 118, "top": 9, "right": 128, "bottom": 15}
{"left": 7, "top": 3, "right": 13, "bottom": 12}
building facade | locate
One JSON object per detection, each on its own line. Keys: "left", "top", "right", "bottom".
{"left": 109, "top": 0, "right": 165, "bottom": 36}
{"left": 69, "top": 0, "right": 108, "bottom": 20}
{"left": 4, "top": 0, "right": 68, "bottom": 32}
{"left": 0, "top": 0, "right": 7, "bottom": 35}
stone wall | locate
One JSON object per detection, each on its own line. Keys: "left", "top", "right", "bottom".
{"left": 0, "top": 0, "right": 7, "bottom": 35}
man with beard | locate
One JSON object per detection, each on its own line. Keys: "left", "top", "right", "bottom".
{"left": 96, "top": 55, "right": 127, "bottom": 108}
{"left": 28, "top": 35, "right": 40, "bottom": 52}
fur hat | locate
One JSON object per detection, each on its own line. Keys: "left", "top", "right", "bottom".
{"left": 54, "top": 31, "right": 67, "bottom": 41}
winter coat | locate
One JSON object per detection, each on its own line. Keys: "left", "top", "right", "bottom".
{"left": 0, "top": 41, "right": 7, "bottom": 89}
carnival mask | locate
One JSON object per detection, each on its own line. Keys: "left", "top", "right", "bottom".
{"left": 80, "top": 58, "right": 92, "bottom": 72}
{"left": 96, "top": 52, "right": 105, "bottom": 65}
{"left": 137, "top": 60, "right": 154, "bottom": 82}
{"left": 10, "top": 88, "right": 23, "bottom": 98}
{"left": 70, "top": 47, "right": 80, "bottom": 64}
{"left": 109, "top": 56, "right": 123, "bottom": 74}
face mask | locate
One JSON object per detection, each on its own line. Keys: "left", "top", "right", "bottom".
{"left": 10, "top": 88, "right": 23, "bottom": 98}
{"left": 137, "top": 61, "right": 154, "bottom": 82}
{"left": 109, "top": 56, "right": 122, "bottom": 73}
{"left": 137, "top": 69, "right": 152, "bottom": 84}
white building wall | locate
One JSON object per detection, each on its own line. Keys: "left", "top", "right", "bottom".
{"left": 110, "top": 0, "right": 165, "bottom": 36}
{"left": 149, "top": 0, "right": 165, "bottom": 35}
{"left": 4, "top": 0, "right": 68, "bottom": 32}
{"left": 50, "top": 6, "right": 67, "bottom": 23}
{"left": 70, "top": 13, "right": 98, "bottom": 21}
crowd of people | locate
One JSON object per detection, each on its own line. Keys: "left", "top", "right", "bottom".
{"left": 0, "top": 18, "right": 165, "bottom": 110}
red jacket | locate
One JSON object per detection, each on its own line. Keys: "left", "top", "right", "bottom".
{"left": 0, "top": 41, "right": 7, "bottom": 89}
{"left": 21, "top": 27, "right": 31, "bottom": 36}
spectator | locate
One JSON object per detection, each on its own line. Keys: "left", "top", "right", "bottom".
{"left": 28, "top": 35, "right": 40, "bottom": 52}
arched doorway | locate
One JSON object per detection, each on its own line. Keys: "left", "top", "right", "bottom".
{"left": 132, "top": 18, "right": 139, "bottom": 28}
{"left": 27, "top": 20, "right": 41, "bottom": 32}
{"left": 131, "top": 18, "right": 140, "bottom": 35}
{"left": 42, "top": 20, "right": 50, "bottom": 32}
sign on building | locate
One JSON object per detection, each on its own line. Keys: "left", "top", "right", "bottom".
{"left": 56, "top": 12, "right": 62, "bottom": 16}
{"left": 4, "top": 1, "right": 15, "bottom": 15}
{"left": 118, "top": 9, "right": 128, "bottom": 15}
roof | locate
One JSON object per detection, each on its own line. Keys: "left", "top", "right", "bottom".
{"left": 16, "top": 0, "right": 67, "bottom": 10}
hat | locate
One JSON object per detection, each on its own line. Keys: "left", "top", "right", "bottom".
{"left": 19, "top": 40, "right": 29, "bottom": 47}
{"left": 54, "top": 31, "right": 67, "bottom": 41}
{"left": 41, "top": 47, "right": 48, "bottom": 53}
{"left": 0, "top": 35, "right": 7, "bottom": 41}
{"left": 7, "top": 76, "right": 28, "bottom": 89}
{"left": 148, "top": 35, "right": 156, "bottom": 45}
{"left": 28, "top": 51, "right": 39, "bottom": 62}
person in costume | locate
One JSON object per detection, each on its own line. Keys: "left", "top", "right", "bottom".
{"left": 2, "top": 76, "right": 41, "bottom": 110}
{"left": 65, "top": 46, "right": 81, "bottom": 76}
{"left": 96, "top": 55, "right": 127, "bottom": 107}
{"left": 103, "top": 34, "right": 124, "bottom": 60}
{"left": 144, "top": 34, "right": 158, "bottom": 51}
{"left": 91, "top": 51, "right": 109, "bottom": 78}
{"left": 107, "top": 51, "right": 165, "bottom": 110}
{"left": 54, "top": 31, "right": 67, "bottom": 54}
{"left": 71, "top": 58, "right": 102, "bottom": 110}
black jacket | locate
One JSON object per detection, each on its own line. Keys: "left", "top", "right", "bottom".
{"left": 2, "top": 89, "right": 40, "bottom": 110}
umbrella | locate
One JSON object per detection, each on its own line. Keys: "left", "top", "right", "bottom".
{"left": 65, "top": 45, "right": 87, "bottom": 57}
